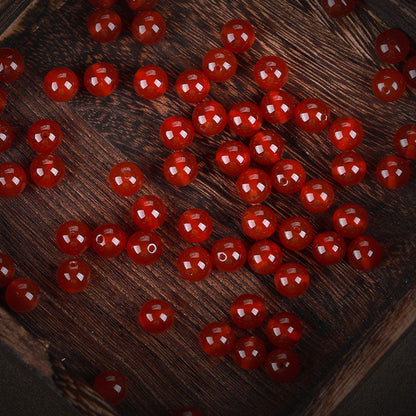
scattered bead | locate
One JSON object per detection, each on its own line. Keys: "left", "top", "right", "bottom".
{"left": 247, "top": 240, "right": 282, "bottom": 275}
{"left": 274, "top": 263, "right": 309, "bottom": 297}
{"left": 5, "top": 278, "right": 40, "bottom": 313}
{"left": 202, "top": 48, "right": 237, "bottom": 83}
{"left": 159, "top": 116, "right": 194, "bottom": 150}
{"left": 312, "top": 231, "right": 346, "bottom": 265}
{"left": 174, "top": 407, "right": 203, "bottom": 416}
{"left": 253, "top": 56, "right": 288, "bottom": 90}
{"left": 127, "top": 230, "right": 163, "bottom": 265}
{"left": 134, "top": 65, "right": 168, "bottom": 100}
{"left": 28, "top": 119, "right": 62, "bottom": 154}
{"left": 92, "top": 223, "right": 127, "bottom": 258}
{"left": 260, "top": 90, "right": 296, "bottom": 125}
{"left": 131, "top": 195, "right": 166, "bottom": 230}
{"left": 347, "top": 235, "right": 382, "bottom": 270}
{"left": 0, "top": 162, "right": 27, "bottom": 197}
{"left": 126, "top": 0, "right": 158, "bottom": 10}
{"left": 279, "top": 216, "right": 314, "bottom": 251}
{"left": 228, "top": 102, "right": 263, "bottom": 137}
{"left": 232, "top": 336, "right": 267, "bottom": 370}
{"left": 0, "top": 253, "right": 15, "bottom": 288}
{"left": 236, "top": 168, "right": 271, "bottom": 204}
{"left": 93, "top": 370, "right": 128, "bottom": 405}
{"left": 321, "top": 0, "right": 357, "bottom": 18}
{"left": 177, "top": 246, "right": 212, "bottom": 282}
{"left": 0, "top": 87, "right": 6, "bottom": 113}
{"left": 109, "top": 162, "right": 143, "bottom": 196}
{"left": 375, "top": 155, "right": 410, "bottom": 189}
{"left": 270, "top": 159, "right": 306, "bottom": 194}
{"left": 57, "top": 258, "right": 91, "bottom": 293}
{"left": 44, "top": 67, "right": 79, "bottom": 102}
{"left": 394, "top": 124, "right": 416, "bottom": 159}
{"left": 56, "top": 220, "right": 92, "bottom": 255}
{"left": 300, "top": 179, "right": 334, "bottom": 213}
{"left": 0, "top": 120, "right": 13, "bottom": 152}
{"left": 375, "top": 29, "right": 410, "bottom": 64}
{"left": 221, "top": 19, "right": 255, "bottom": 53}
{"left": 84, "top": 62, "right": 119, "bottom": 97}
{"left": 295, "top": 98, "right": 330, "bottom": 133}
{"left": 249, "top": 130, "right": 284, "bottom": 166}
{"left": 192, "top": 101, "right": 227, "bottom": 136}
{"left": 265, "top": 348, "right": 300, "bottom": 382}
{"left": 199, "top": 322, "right": 235, "bottom": 357}
{"left": 88, "top": 8, "right": 122, "bottom": 43}
{"left": 241, "top": 204, "right": 277, "bottom": 240}
{"left": 266, "top": 312, "right": 302, "bottom": 347}
{"left": 328, "top": 117, "right": 363, "bottom": 151}
{"left": 30, "top": 153, "right": 65, "bottom": 188}
{"left": 175, "top": 69, "right": 210, "bottom": 104}
{"left": 230, "top": 293, "right": 266, "bottom": 329}
{"left": 331, "top": 151, "right": 367, "bottom": 186}
{"left": 372, "top": 68, "right": 406, "bottom": 102}
{"left": 333, "top": 203, "right": 369, "bottom": 239}
{"left": 0, "top": 48, "right": 24, "bottom": 82}
{"left": 132, "top": 11, "right": 166, "bottom": 44}
{"left": 403, "top": 56, "right": 416, "bottom": 89}
{"left": 211, "top": 237, "right": 246, "bottom": 272}
{"left": 215, "top": 140, "right": 250, "bottom": 176}
{"left": 163, "top": 151, "right": 198, "bottom": 186}
{"left": 139, "top": 299, "right": 174, "bottom": 333}
{"left": 178, "top": 208, "right": 213, "bottom": 243}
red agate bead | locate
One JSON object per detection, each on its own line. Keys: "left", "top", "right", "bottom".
{"left": 131, "top": 195, "right": 166, "bottom": 230}
{"left": 253, "top": 56, "right": 288, "bottom": 90}
{"left": 0, "top": 48, "right": 24, "bottom": 82}
{"left": 372, "top": 68, "right": 406, "bottom": 102}
{"left": 300, "top": 179, "right": 334, "bottom": 213}
{"left": 132, "top": 11, "right": 166, "bottom": 44}
{"left": 230, "top": 293, "right": 266, "bottom": 329}
{"left": 211, "top": 237, "right": 246, "bottom": 272}
{"left": 312, "top": 231, "right": 346, "bottom": 265}
{"left": 56, "top": 221, "right": 91, "bottom": 255}
{"left": 375, "top": 29, "right": 410, "bottom": 64}
{"left": 241, "top": 205, "right": 277, "bottom": 240}
{"left": 177, "top": 246, "right": 212, "bottom": 282}
{"left": 109, "top": 162, "right": 143, "bottom": 196}
{"left": 0, "top": 162, "right": 26, "bottom": 197}
{"left": 30, "top": 153, "right": 65, "bottom": 188}
{"left": 279, "top": 216, "right": 314, "bottom": 251}
{"left": 93, "top": 370, "right": 128, "bottom": 406}
{"left": 126, "top": 0, "right": 158, "bottom": 10}
{"left": 270, "top": 159, "right": 306, "bottom": 194}
{"left": 174, "top": 408, "right": 203, "bottom": 416}
{"left": 28, "top": 119, "right": 62, "bottom": 153}
{"left": 159, "top": 116, "right": 194, "bottom": 150}
{"left": 134, "top": 65, "right": 168, "bottom": 100}
{"left": 126, "top": 231, "right": 163, "bottom": 265}
{"left": 260, "top": 90, "right": 296, "bottom": 125}
{"left": 221, "top": 19, "right": 255, "bottom": 53}
{"left": 0, "top": 120, "right": 13, "bottom": 152}
{"left": 175, "top": 69, "right": 210, "bottom": 104}
{"left": 265, "top": 348, "right": 300, "bottom": 383}
{"left": 295, "top": 98, "right": 330, "bottom": 133}
{"left": 178, "top": 208, "right": 213, "bottom": 243}
{"left": 199, "top": 322, "right": 235, "bottom": 357}
{"left": 394, "top": 124, "right": 416, "bottom": 159}
{"left": 321, "top": 0, "right": 357, "bottom": 18}
{"left": 0, "top": 87, "right": 6, "bottom": 113}
{"left": 88, "top": 8, "right": 122, "bottom": 42}
{"left": 88, "top": 0, "right": 116, "bottom": 7}
{"left": 5, "top": 278, "right": 40, "bottom": 313}
{"left": 228, "top": 102, "right": 263, "bottom": 137}
{"left": 215, "top": 140, "right": 250, "bottom": 176}
{"left": 202, "top": 48, "right": 237, "bottom": 83}
{"left": 403, "top": 57, "right": 416, "bottom": 88}
{"left": 274, "top": 262, "right": 309, "bottom": 297}
{"left": 44, "top": 67, "right": 79, "bottom": 102}
{"left": 236, "top": 168, "right": 271, "bottom": 204}
{"left": 249, "top": 130, "right": 284, "bottom": 165}
{"left": 92, "top": 223, "right": 126, "bottom": 258}
{"left": 247, "top": 240, "right": 282, "bottom": 275}
{"left": 139, "top": 299, "right": 174, "bottom": 333}
{"left": 0, "top": 253, "right": 15, "bottom": 288}
{"left": 329, "top": 117, "right": 363, "bottom": 150}
{"left": 57, "top": 259, "right": 91, "bottom": 293}
{"left": 347, "top": 236, "right": 382, "bottom": 270}
{"left": 192, "top": 101, "right": 227, "bottom": 136}
{"left": 331, "top": 151, "right": 366, "bottom": 186}
{"left": 163, "top": 151, "right": 198, "bottom": 186}
{"left": 376, "top": 155, "right": 410, "bottom": 189}
{"left": 333, "top": 203, "right": 369, "bottom": 239}
{"left": 232, "top": 336, "right": 267, "bottom": 370}
{"left": 84, "top": 62, "right": 118, "bottom": 97}
{"left": 266, "top": 312, "right": 302, "bottom": 348}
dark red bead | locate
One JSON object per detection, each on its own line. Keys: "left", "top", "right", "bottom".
{"left": 57, "top": 258, "right": 91, "bottom": 293}
{"left": 56, "top": 220, "right": 92, "bottom": 255}
{"left": 321, "top": 0, "right": 357, "bottom": 18}
{"left": 228, "top": 102, "right": 263, "bottom": 137}
{"left": 215, "top": 140, "right": 250, "bottom": 176}
{"left": 132, "top": 11, "right": 166, "bottom": 44}
{"left": 247, "top": 240, "right": 282, "bottom": 275}
{"left": 329, "top": 117, "right": 363, "bottom": 150}
{"left": 230, "top": 293, "right": 266, "bottom": 329}
{"left": 178, "top": 208, "right": 213, "bottom": 243}
{"left": 300, "top": 179, "right": 334, "bottom": 213}
{"left": 127, "top": 231, "right": 163, "bottom": 265}
{"left": 93, "top": 370, "right": 128, "bottom": 405}
{"left": 84, "top": 62, "right": 118, "bottom": 97}
{"left": 139, "top": 299, "right": 174, "bottom": 333}
{"left": 0, "top": 120, "right": 13, "bottom": 152}
{"left": 134, "top": 65, "right": 168, "bottom": 100}
{"left": 0, "top": 253, "right": 15, "bottom": 288}
{"left": 376, "top": 155, "right": 410, "bottom": 189}
{"left": 211, "top": 237, "right": 246, "bottom": 272}
{"left": 0, "top": 87, "right": 6, "bottom": 114}
{"left": 0, "top": 162, "right": 27, "bottom": 197}
{"left": 265, "top": 348, "right": 300, "bottom": 382}
{"left": 175, "top": 69, "right": 210, "bottom": 104}
{"left": 295, "top": 98, "right": 330, "bottom": 133}
{"left": 232, "top": 336, "right": 267, "bottom": 370}
{"left": 174, "top": 408, "right": 203, "bottom": 416}
{"left": 108, "top": 162, "right": 143, "bottom": 196}
{"left": 333, "top": 203, "right": 369, "bottom": 239}
{"left": 274, "top": 263, "right": 310, "bottom": 297}
{"left": 394, "top": 124, "right": 416, "bottom": 159}
{"left": 253, "top": 56, "right": 289, "bottom": 90}
{"left": 403, "top": 56, "right": 416, "bottom": 89}
{"left": 163, "top": 151, "right": 198, "bottom": 186}
{"left": 5, "top": 278, "right": 40, "bottom": 313}
{"left": 177, "top": 246, "right": 212, "bottom": 282}
{"left": 372, "top": 69, "right": 406, "bottom": 102}
{"left": 331, "top": 151, "right": 366, "bottom": 186}
{"left": 375, "top": 29, "right": 410, "bottom": 64}
{"left": 88, "top": 0, "right": 116, "bottom": 7}
{"left": 312, "top": 231, "right": 346, "bottom": 265}
{"left": 347, "top": 236, "right": 382, "bottom": 270}
{"left": 44, "top": 67, "right": 79, "bottom": 102}
{"left": 279, "top": 216, "right": 314, "bottom": 251}
{"left": 270, "top": 159, "right": 306, "bottom": 194}
{"left": 131, "top": 195, "right": 166, "bottom": 230}
{"left": 28, "top": 119, "right": 62, "bottom": 153}
{"left": 202, "top": 48, "right": 237, "bottom": 83}
{"left": 159, "top": 116, "right": 194, "bottom": 150}
{"left": 30, "top": 153, "right": 65, "bottom": 188}
{"left": 192, "top": 101, "right": 228, "bottom": 136}
{"left": 260, "top": 90, "right": 296, "bottom": 125}
{"left": 0, "top": 48, "right": 24, "bottom": 82}
{"left": 236, "top": 168, "right": 271, "bottom": 204}
{"left": 221, "top": 19, "right": 255, "bottom": 53}
{"left": 126, "top": 0, "right": 158, "bottom": 10}
{"left": 241, "top": 204, "right": 277, "bottom": 240}
{"left": 266, "top": 312, "right": 302, "bottom": 347}
{"left": 88, "top": 8, "right": 122, "bottom": 43}
{"left": 199, "top": 322, "right": 235, "bottom": 357}
{"left": 249, "top": 130, "right": 284, "bottom": 166}
{"left": 92, "top": 223, "right": 127, "bottom": 258}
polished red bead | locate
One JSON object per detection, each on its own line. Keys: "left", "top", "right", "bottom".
{"left": 295, "top": 98, "right": 330, "bottom": 133}
{"left": 175, "top": 69, "right": 210, "bottom": 104}
{"left": 394, "top": 124, "right": 416, "bottom": 159}
{"left": 192, "top": 101, "right": 227, "bottom": 136}
{"left": 232, "top": 336, "right": 267, "bottom": 370}
{"left": 253, "top": 56, "right": 288, "bottom": 90}
{"left": 274, "top": 263, "right": 310, "bottom": 297}
{"left": 5, "top": 278, "right": 40, "bottom": 313}
{"left": 331, "top": 151, "right": 366, "bottom": 186}
{"left": 134, "top": 65, "right": 168, "bottom": 100}
{"left": 131, "top": 195, "right": 166, "bottom": 230}
{"left": 57, "top": 258, "right": 91, "bottom": 293}
{"left": 92, "top": 223, "right": 127, "bottom": 258}
{"left": 333, "top": 203, "right": 369, "bottom": 239}
{"left": 163, "top": 151, "right": 198, "bottom": 186}
{"left": 236, "top": 168, "right": 271, "bottom": 204}
{"left": 126, "top": 0, "right": 158, "bottom": 10}
{"left": 88, "top": 0, "right": 116, "bottom": 7}
{"left": 0, "top": 253, "right": 15, "bottom": 288}
{"left": 347, "top": 236, "right": 382, "bottom": 270}
{"left": 221, "top": 19, "right": 255, "bottom": 53}
{"left": 247, "top": 240, "right": 282, "bottom": 275}
{"left": 215, "top": 140, "right": 250, "bottom": 176}
{"left": 249, "top": 130, "right": 284, "bottom": 166}
{"left": 321, "top": 0, "right": 357, "bottom": 18}
{"left": 0, "top": 48, "right": 24, "bottom": 82}
{"left": 159, "top": 116, "right": 194, "bottom": 150}
{"left": 279, "top": 216, "right": 314, "bottom": 251}
{"left": 202, "top": 48, "right": 237, "bottom": 83}
{"left": 403, "top": 56, "right": 416, "bottom": 89}
{"left": 270, "top": 159, "right": 306, "bottom": 194}
{"left": 375, "top": 29, "right": 410, "bottom": 64}
{"left": 211, "top": 237, "right": 246, "bottom": 272}
{"left": 132, "top": 11, "right": 166, "bottom": 44}
{"left": 0, "top": 162, "right": 27, "bottom": 197}
{"left": 241, "top": 204, "right": 277, "bottom": 240}
{"left": 375, "top": 155, "right": 410, "bottom": 189}
{"left": 28, "top": 119, "right": 62, "bottom": 153}
{"left": 56, "top": 221, "right": 92, "bottom": 255}
{"left": 260, "top": 90, "right": 296, "bottom": 125}
{"left": 174, "top": 408, "right": 203, "bottom": 416}
{"left": 265, "top": 348, "right": 300, "bottom": 383}
{"left": 93, "top": 370, "right": 128, "bottom": 405}
{"left": 0, "top": 87, "right": 6, "bottom": 114}
{"left": 139, "top": 299, "right": 174, "bottom": 333}
{"left": 44, "top": 67, "right": 79, "bottom": 102}
{"left": 230, "top": 293, "right": 266, "bottom": 329}
{"left": 312, "top": 231, "right": 346, "bottom": 266}
{"left": 108, "top": 162, "right": 143, "bottom": 197}
{"left": 127, "top": 231, "right": 163, "bottom": 265}
{"left": 88, "top": 9, "right": 122, "bottom": 43}
{"left": 30, "top": 153, "right": 65, "bottom": 188}
{"left": 266, "top": 312, "right": 302, "bottom": 347}
{"left": 372, "top": 69, "right": 406, "bottom": 102}
{"left": 228, "top": 102, "right": 263, "bottom": 137}
{"left": 199, "top": 322, "right": 235, "bottom": 357}
{"left": 329, "top": 117, "right": 363, "bottom": 150}
{"left": 84, "top": 62, "right": 118, "bottom": 97}
{"left": 178, "top": 208, "right": 213, "bottom": 243}
{"left": 300, "top": 179, "right": 334, "bottom": 213}
{"left": 177, "top": 246, "right": 212, "bottom": 282}
{"left": 0, "top": 120, "right": 13, "bottom": 152}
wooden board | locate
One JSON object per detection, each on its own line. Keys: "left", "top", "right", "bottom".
{"left": 1, "top": 0, "right": 415, "bottom": 415}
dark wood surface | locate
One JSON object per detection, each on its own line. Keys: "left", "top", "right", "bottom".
{"left": 0, "top": 0, "right": 415, "bottom": 415}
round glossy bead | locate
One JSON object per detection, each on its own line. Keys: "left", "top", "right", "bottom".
{"left": 249, "top": 130, "right": 284, "bottom": 165}
{"left": 0, "top": 48, "right": 24, "bottom": 82}
{"left": 126, "top": 0, "right": 158, "bottom": 10}
{"left": 247, "top": 240, "right": 282, "bottom": 275}
{"left": 331, "top": 151, "right": 367, "bottom": 186}
{"left": 211, "top": 237, "right": 246, "bottom": 272}
{"left": 0, "top": 120, "right": 13, "bottom": 152}
{"left": 321, "top": 0, "right": 357, "bottom": 18}
{"left": 394, "top": 124, "right": 416, "bottom": 159}
{"left": 5, "top": 278, "right": 40, "bottom": 313}
{"left": 134, "top": 65, "right": 168, "bottom": 100}
{"left": 127, "top": 231, "right": 163, "bottom": 265}
{"left": 57, "top": 259, "right": 91, "bottom": 293}
{"left": 274, "top": 262, "right": 310, "bottom": 297}
{"left": 228, "top": 102, "right": 263, "bottom": 137}
{"left": 93, "top": 370, "right": 128, "bottom": 406}
{"left": 56, "top": 221, "right": 92, "bottom": 255}
{"left": 44, "top": 67, "right": 79, "bottom": 102}
{"left": 174, "top": 408, "right": 203, "bottom": 416}
{"left": 177, "top": 246, "right": 212, "bottom": 282}
{"left": 108, "top": 162, "right": 143, "bottom": 196}
{"left": 202, "top": 48, "right": 237, "bottom": 83}
{"left": 92, "top": 223, "right": 127, "bottom": 258}
{"left": 88, "top": 9, "right": 122, "bottom": 43}
{"left": 131, "top": 195, "right": 166, "bottom": 230}
{"left": 312, "top": 231, "right": 346, "bottom": 265}
{"left": 0, "top": 253, "right": 15, "bottom": 288}
{"left": 159, "top": 116, "right": 194, "bottom": 150}
{"left": 372, "top": 68, "right": 406, "bottom": 102}
{"left": 375, "top": 155, "right": 410, "bottom": 189}
{"left": 30, "top": 153, "right": 65, "bottom": 188}
{"left": 329, "top": 117, "right": 363, "bottom": 150}
{"left": 175, "top": 69, "right": 210, "bottom": 104}
{"left": 178, "top": 209, "right": 213, "bottom": 243}
{"left": 139, "top": 299, "right": 174, "bottom": 333}
{"left": 266, "top": 312, "right": 302, "bottom": 347}
{"left": 375, "top": 29, "right": 410, "bottom": 64}
{"left": 199, "top": 322, "right": 235, "bottom": 357}
{"left": 241, "top": 205, "right": 277, "bottom": 240}
{"left": 347, "top": 236, "right": 382, "bottom": 270}
{"left": 260, "top": 90, "right": 296, "bottom": 125}
{"left": 232, "top": 336, "right": 267, "bottom": 370}
{"left": 270, "top": 159, "right": 306, "bottom": 194}
{"left": 163, "top": 151, "right": 198, "bottom": 186}
{"left": 230, "top": 293, "right": 266, "bottom": 329}
{"left": 265, "top": 348, "right": 300, "bottom": 383}
{"left": 131, "top": 11, "right": 166, "bottom": 44}
{"left": 0, "top": 162, "right": 27, "bottom": 197}
{"left": 28, "top": 119, "right": 62, "bottom": 153}
{"left": 279, "top": 216, "right": 314, "bottom": 251}
{"left": 403, "top": 56, "right": 416, "bottom": 88}
{"left": 215, "top": 140, "right": 250, "bottom": 176}
{"left": 221, "top": 19, "right": 255, "bottom": 53}
{"left": 333, "top": 203, "right": 369, "bottom": 239}
{"left": 253, "top": 56, "right": 289, "bottom": 90}
{"left": 88, "top": 0, "right": 116, "bottom": 7}
{"left": 295, "top": 98, "right": 330, "bottom": 133}
{"left": 84, "top": 62, "right": 118, "bottom": 97}
{"left": 192, "top": 101, "right": 227, "bottom": 136}
{"left": 236, "top": 168, "right": 271, "bottom": 204}
{"left": 300, "top": 179, "right": 334, "bottom": 213}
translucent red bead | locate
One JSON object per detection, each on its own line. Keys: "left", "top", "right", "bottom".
{"left": 192, "top": 101, "right": 227, "bottom": 136}
{"left": 131, "top": 195, "right": 166, "bottom": 230}
{"left": 230, "top": 293, "right": 266, "bottom": 329}
{"left": 93, "top": 370, "right": 128, "bottom": 405}
{"left": 139, "top": 299, "right": 174, "bottom": 333}
{"left": 163, "top": 151, "right": 198, "bottom": 186}
{"left": 260, "top": 90, "right": 296, "bottom": 125}
{"left": 44, "top": 67, "right": 79, "bottom": 102}
{"left": 372, "top": 68, "right": 406, "bottom": 102}
{"left": 175, "top": 69, "right": 210, "bottom": 104}
{"left": 333, "top": 203, "right": 369, "bottom": 239}
{"left": 321, "top": 0, "right": 357, "bottom": 18}
{"left": 247, "top": 240, "right": 282, "bottom": 275}
{"left": 266, "top": 312, "right": 302, "bottom": 347}
{"left": 274, "top": 262, "right": 310, "bottom": 297}
{"left": 331, "top": 151, "right": 367, "bottom": 186}
{"left": 228, "top": 102, "right": 263, "bottom": 137}
{"left": 178, "top": 208, "right": 213, "bottom": 243}
{"left": 92, "top": 223, "right": 127, "bottom": 258}
{"left": 236, "top": 168, "right": 271, "bottom": 204}
{"left": 375, "top": 29, "right": 410, "bottom": 64}
{"left": 232, "top": 336, "right": 267, "bottom": 370}
{"left": 159, "top": 117, "right": 194, "bottom": 150}
{"left": 279, "top": 216, "right": 314, "bottom": 251}
{"left": 177, "top": 246, "right": 212, "bottom": 282}
{"left": 270, "top": 159, "right": 306, "bottom": 194}
{"left": 127, "top": 231, "right": 163, "bottom": 265}
{"left": 0, "top": 120, "right": 14, "bottom": 152}
{"left": 88, "top": 9, "right": 122, "bottom": 43}
{"left": 134, "top": 65, "right": 168, "bottom": 100}
{"left": 0, "top": 48, "right": 24, "bottom": 82}
{"left": 403, "top": 56, "right": 416, "bottom": 89}
{"left": 295, "top": 98, "right": 330, "bottom": 133}
{"left": 0, "top": 253, "right": 15, "bottom": 288}
{"left": 328, "top": 117, "right": 363, "bottom": 150}
{"left": 347, "top": 236, "right": 382, "bottom": 270}
{"left": 199, "top": 322, "right": 235, "bottom": 357}
{"left": 56, "top": 220, "right": 92, "bottom": 255}
{"left": 300, "top": 179, "right": 334, "bottom": 213}
{"left": 253, "top": 56, "right": 288, "bottom": 90}
{"left": 28, "top": 119, "right": 62, "bottom": 153}
{"left": 215, "top": 140, "right": 250, "bottom": 176}
{"left": 84, "top": 62, "right": 119, "bottom": 97}
{"left": 5, "top": 278, "right": 40, "bottom": 313}
{"left": 57, "top": 259, "right": 91, "bottom": 293}
{"left": 265, "top": 348, "right": 300, "bottom": 383}
{"left": 0, "top": 162, "right": 26, "bottom": 197}
{"left": 249, "top": 130, "right": 284, "bottom": 166}
{"left": 109, "top": 162, "right": 143, "bottom": 196}
{"left": 211, "top": 237, "right": 246, "bottom": 272}
{"left": 394, "top": 124, "right": 416, "bottom": 159}
{"left": 375, "top": 155, "right": 410, "bottom": 189}
{"left": 30, "top": 153, "right": 65, "bottom": 188}
{"left": 132, "top": 11, "right": 166, "bottom": 44}
{"left": 221, "top": 19, "right": 255, "bottom": 53}
{"left": 312, "top": 231, "right": 346, "bottom": 266}
{"left": 241, "top": 204, "right": 278, "bottom": 240}
{"left": 202, "top": 48, "right": 237, "bottom": 83}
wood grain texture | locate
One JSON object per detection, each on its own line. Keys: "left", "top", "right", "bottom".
{"left": 0, "top": 0, "right": 415, "bottom": 415}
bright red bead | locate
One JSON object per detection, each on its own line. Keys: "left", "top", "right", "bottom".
{"left": 131, "top": 11, "right": 166, "bottom": 44}
{"left": 260, "top": 90, "right": 296, "bottom": 125}
{"left": 329, "top": 117, "right": 363, "bottom": 151}
{"left": 331, "top": 151, "right": 366, "bottom": 186}
{"left": 321, "top": 0, "right": 357, "bottom": 18}
{"left": 175, "top": 69, "right": 210, "bottom": 104}
{"left": 372, "top": 68, "right": 406, "bottom": 102}
{"left": 266, "top": 312, "right": 302, "bottom": 348}
{"left": 221, "top": 19, "right": 255, "bottom": 53}
{"left": 236, "top": 168, "right": 271, "bottom": 204}
{"left": 57, "top": 258, "right": 91, "bottom": 294}
{"left": 0, "top": 253, "right": 15, "bottom": 288}
{"left": 0, "top": 162, "right": 27, "bottom": 197}
{"left": 403, "top": 56, "right": 416, "bottom": 88}
{"left": 159, "top": 116, "right": 194, "bottom": 150}
{"left": 56, "top": 221, "right": 92, "bottom": 256}
{"left": 270, "top": 159, "right": 306, "bottom": 194}
{"left": 44, "top": 67, "right": 79, "bottom": 102}
{"left": 139, "top": 299, "right": 174, "bottom": 333}
{"left": 177, "top": 246, "right": 212, "bottom": 282}
{"left": 253, "top": 56, "right": 288, "bottom": 90}
{"left": 228, "top": 102, "right": 262, "bottom": 137}
{"left": 163, "top": 151, "right": 198, "bottom": 186}
{"left": 30, "top": 153, "right": 65, "bottom": 188}
{"left": 134, "top": 65, "right": 168, "bottom": 100}
{"left": 126, "top": 0, "right": 158, "bottom": 10}
{"left": 108, "top": 162, "right": 143, "bottom": 197}
{"left": 93, "top": 370, "right": 128, "bottom": 406}
{"left": 28, "top": 119, "right": 62, "bottom": 153}
{"left": 249, "top": 130, "right": 284, "bottom": 166}
{"left": 230, "top": 293, "right": 266, "bottom": 329}
{"left": 295, "top": 98, "right": 330, "bottom": 133}
{"left": 300, "top": 179, "right": 334, "bottom": 213}
{"left": 274, "top": 262, "right": 310, "bottom": 297}
{"left": 376, "top": 155, "right": 410, "bottom": 189}
{"left": 192, "top": 101, "right": 227, "bottom": 136}
{"left": 88, "top": 9, "right": 122, "bottom": 43}
{"left": 126, "top": 231, "right": 163, "bottom": 265}
{"left": 0, "top": 87, "right": 6, "bottom": 113}
{"left": 375, "top": 29, "right": 410, "bottom": 64}
{"left": 394, "top": 124, "right": 416, "bottom": 159}
{"left": 215, "top": 140, "right": 250, "bottom": 176}
{"left": 265, "top": 348, "right": 300, "bottom": 383}
{"left": 0, "top": 48, "right": 24, "bottom": 82}
{"left": 202, "top": 48, "right": 237, "bottom": 83}
{"left": 84, "top": 62, "right": 118, "bottom": 97}
{"left": 199, "top": 322, "right": 235, "bottom": 357}
{"left": 241, "top": 204, "right": 277, "bottom": 240}
{"left": 5, "top": 278, "right": 40, "bottom": 313}
{"left": 211, "top": 237, "right": 246, "bottom": 272}
{"left": 174, "top": 407, "right": 203, "bottom": 416}
{"left": 178, "top": 208, "right": 213, "bottom": 243}
{"left": 92, "top": 223, "right": 127, "bottom": 258}
{"left": 279, "top": 216, "right": 314, "bottom": 251}
{"left": 333, "top": 203, "right": 369, "bottom": 239}
{"left": 232, "top": 336, "right": 267, "bottom": 370}
{"left": 247, "top": 240, "right": 282, "bottom": 275}
{"left": 312, "top": 231, "right": 346, "bottom": 266}
{"left": 347, "top": 236, "right": 382, "bottom": 270}
{"left": 0, "top": 120, "right": 13, "bottom": 152}
{"left": 88, "top": 0, "right": 116, "bottom": 7}
{"left": 131, "top": 195, "right": 166, "bottom": 230}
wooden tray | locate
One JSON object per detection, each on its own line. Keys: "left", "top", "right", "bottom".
{"left": 1, "top": 1, "right": 415, "bottom": 415}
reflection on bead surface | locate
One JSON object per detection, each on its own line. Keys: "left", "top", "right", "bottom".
{"left": 329, "top": 117, "right": 363, "bottom": 150}
{"left": 127, "top": 231, "right": 162, "bottom": 265}
{"left": 241, "top": 204, "right": 277, "bottom": 240}
{"left": 199, "top": 322, "right": 235, "bottom": 357}
{"left": 177, "top": 246, "right": 212, "bottom": 282}
{"left": 126, "top": 0, "right": 158, "bottom": 10}
{"left": 221, "top": 19, "right": 255, "bottom": 53}
{"left": 230, "top": 293, "right": 266, "bottom": 329}
{"left": 57, "top": 259, "right": 91, "bottom": 293}
{"left": 88, "top": 9, "right": 121, "bottom": 43}
{"left": 202, "top": 48, "right": 237, "bottom": 82}
{"left": 247, "top": 240, "right": 282, "bottom": 275}
{"left": 232, "top": 336, "right": 267, "bottom": 370}
{"left": 84, "top": 62, "right": 118, "bottom": 97}
{"left": 403, "top": 57, "right": 416, "bottom": 88}
{"left": 375, "top": 29, "right": 410, "bottom": 64}
{"left": 0, "top": 253, "right": 15, "bottom": 288}
{"left": 56, "top": 221, "right": 91, "bottom": 255}
{"left": 192, "top": 101, "right": 227, "bottom": 136}
{"left": 265, "top": 348, "right": 300, "bottom": 382}
{"left": 5, "top": 278, "right": 40, "bottom": 313}
{"left": 279, "top": 216, "right": 314, "bottom": 251}
{"left": 0, "top": 87, "right": 5, "bottom": 114}
{"left": 163, "top": 151, "right": 198, "bottom": 186}
{"left": 254, "top": 56, "right": 288, "bottom": 90}
{"left": 131, "top": 195, "right": 166, "bottom": 230}
{"left": 376, "top": 155, "right": 410, "bottom": 189}
{"left": 132, "top": 11, "right": 166, "bottom": 44}
{"left": 175, "top": 69, "right": 210, "bottom": 104}
{"left": 0, "top": 120, "right": 13, "bottom": 152}
{"left": 266, "top": 312, "right": 302, "bottom": 347}
{"left": 44, "top": 67, "right": 79, "bottom": 102}
{"left": 216, "top": 140, "right": 250, "bottom": 176}
{"left": 211, "top": 237, "right": 246, "bottom": 272}
{"left": 394, "top": 124, "right": 416, "bottom": 159}
{"left": 0, "top": 48, "right": 24, "bottom": 82}
{"left": 312, "top": 231, "right": 346, "bottom": 265}
{"left": 331, "top": 151, "right": 366, "bottom": 186}
{"left": 236, "top": 168, "right": 271, "bottom": 204}
{"left": 274, "top": 263, "right": 309, "bottom": 297}
{"left": 321, "top": 0, "right": 357, "bottom": 18}
{"left": 260, "top": 90, "right": 296, "bottom": 124}
{"left": 174, "top": 408, "right": 203, "bottom": 416}
{"left": 160, "top": 116, "right": 194, "bottom": 150}
{"left": 92, "top": 223, "right": 126, "bottom": 258}
{"left": 0, "top": 162, "right": 26, "bottom": 197}
{"left": 347, "top": 236, "right": 382, "bottom": 270}
{"left": 134, "top": 65, "right": 168, "bottom": 100}
{"left": 270, "top": 159, "right": 306, "bottom": 194}
{"left": 30, "top": 153, "right": 65, "bottom": 188}
{"left": 249, "top": 130, "right": 284, "bottom": 165}
{"left": 228, "top": 102, "right": 263, "bottom": 137}
{"left": 139, "top": 299, "right": 174, "bottom": 333}
{"left": 372, "top": 69, "right": 406, "bottom": 102}
{"left": 28, "top": 119, "right": 62, "bottom": 153}
{"left": 300, "top": 179, "right": 334, "bottom": 213}
{"left": 178, "top": 209, "right": 213, "bottom": 243}
{"left": 109, "top": 162, "right": 143, "bottom": 196}
{"left": 333, "top": 203, "right": 369, "bottom": 239}
{"left": 295, "top": 98, "right": 330, "bottom": 133}
{"left": 93, "top": 370, "right": 128, "bottom": 405}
